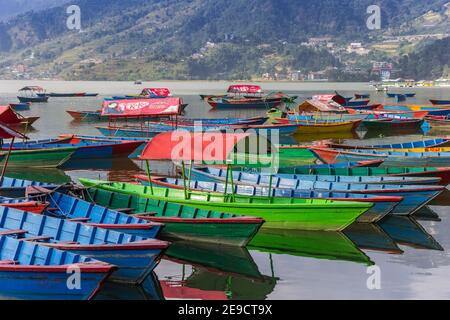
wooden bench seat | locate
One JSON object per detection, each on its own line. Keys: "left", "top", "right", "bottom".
{"left": 68, "top": 218, "right": 91, "bottom": 222}
{"left": 0, "top": 260, "right": 19, "bottom": 265}
{"left": 114, "top": 208, "right": 135, "bottom": 214}
{"left": 25, "top": 236, "right": 53, "bottom": 242}
{"left": 0, "top": 229, "right": 28, "bottom": 237}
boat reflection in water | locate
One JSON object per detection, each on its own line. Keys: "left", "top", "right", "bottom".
{"left": 156, "top": 240, "right": 277, "bottom": 300}
{"left": 152, "top": 214, "right": 444, "bottom": 300}
{"left": 95, "top": 273, "right": 164, "bottom": 300}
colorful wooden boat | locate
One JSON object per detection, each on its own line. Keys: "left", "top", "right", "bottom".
{"left": 9, "top": 103, "right": 31, "bottom": 111}
{"left": 0, "top": 235, "right": 115, "bottom": 300}
{"left": 80, "top": 179, "right": 372, "bottom": 231}
{"left": 287, "top": 114, "right": 368, "bottom": 122}
{"left": 426, "top": 116, "right": 450, "bottom": 129}
{"left": 0, "top": 177, "right": 60, "bottom": 198}
{"left": 84, "top": 188, "right": 264, "bottom": 246}
{"left": 0, "top": 147, "right": 76, "bottom": 168}
{"left": 1, "top": 140, "right": 143, "bottom": 160}
{"left": 187, "top": 166, "right": 441, "bottom": 186}
{"left": 39, "top": 191, "right": 163, "bottom": 238}
{"left": 311, "top": 147, "right": 450, "bottom": 167}
{"left": 249, "top": 228, "right": 373, "bottom": 265}
{"left": 361, "top": 118, "right": 424, "bottom": 130}
{"left": 275, "top": 166, "right": 450, "bottom": 186}
{"left": 381, "top": 105, "right": 450, "bottom": 117}
{"left": 430, "top": 99, "right": 450, "bottom": 106}
{"left": 17, "top": 86, "right": 49, "bottom": 103}
{"left": 0, "top": 206, "right": 169, "bottom": 284}
{"left": 326, "top": 138, "right": 450, "bottom": 150}
{"left": 49, "top": 92, "right": 98, "bottom": 97}
{"left": 185, "top": 167, "right": 444, "bottom": 215}
{"left": 293, "top": 120, "right": 361, "bottom": 134}
{"left": 0, "top": 197, "right": 48, "bottom": 213}
{"left": 96, "top": 122, "right": 301, "bottom": 137}
{"left": 387, "top": 93, "right": 416, "bottom": 98}
{"left": 342, "top": 100, "right": 370, "bottom": 107}
{"left": 137, "top": 175, "right": 402, "bottom": 223}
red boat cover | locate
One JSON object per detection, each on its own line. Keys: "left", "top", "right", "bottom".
{"left": 101, "top": 98, "right": 181, "bottom": 117}
{"left": 141, "top": 88, "right": 172, "bottom": 97}
{"left": 140, "top": 132, "right": 251, "bottom": 161}
{"left": 0, "top": 106, "right": 22, "bottom": 124}
{"left": 227, "top": 85, "right": 262, "bottom": 94}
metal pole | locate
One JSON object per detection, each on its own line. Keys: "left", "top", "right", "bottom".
{"left": 145, "top": 160, "right": 154, "bottom": 195}
{"left": 181, "top": 160, "right": 188, "bottom": 199}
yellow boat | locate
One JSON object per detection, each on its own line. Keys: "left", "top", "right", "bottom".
{"left": 294, "top": 120, "right": 362, "bottom": 134}
{"left": 387, "top": 147, "right": 450, "bottom": 153}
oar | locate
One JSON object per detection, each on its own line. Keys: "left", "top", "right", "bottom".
{"left": 181, "top": 160, "right": 188, "bottom": 200}
{"left": 0, "top": 137, "right": 15, "bottom": 185}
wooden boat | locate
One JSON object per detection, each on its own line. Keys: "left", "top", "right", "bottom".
{"left": 206, "top": 96, "right": 283, "bottom": 109}
{"left": 96, "top": 122, "right": 301, "bottom": 137}
{"left": 354, "top": 94, "right": 370, "bottom": 99}
{"left": 84, "top": 188, "right": 264, "bottom": 247}
{"left": 38, "top": 191, "right": 163, "bottom": 239}
{"left": 311, "top": 147, "right": 450, "bottom": 167}
{"left": 278, "top": 160, "right": 384, "bottom": 169}
{"left": 49, "top": 92, "right": 98, "bottom": 97}
{"left": 293, "top": 119, "right": 361, "bottom": 134}
{"left": 187, "top": 166, "right": 441, "bottom": 186}
{"left": 156, "top": 116, "right": 268, "bottom": 126}
{"left": 380, "top": 105, "right": 450, "bottom": 117}
{"left": 275, "top": 166, "right": 450, "bottom": 186}
{"left": 249, "top": 228, "right": 373, "bottom": 265}
{"left": 342, "top": 100, "right": 370, "bottom": 107}
{"left": 0, "top": 177, "right": 60, "bottom": 198}
{"left": 137, "top": 175, "right": 402, "bottom": 223}
{"left": 185, "top": 167, "right": 444, "bottom": 216}
{"left": 387, "top": 93, "right": 416, "bottom": 98}
{"left": 0, "top": 197, "right": 48, "bottom": 213}
{"left": 344, "top": 104, "right": 379, "bottom": 111}
{"left": 287, "top": 114, "right": 368, "bottom": 122}
{"left": 430, "top": 99, "right": 450, "bottom": 106}
{"left": 0, "top": 235, "right": 115, "bottom": 300}
{"left": 0, "top": 147, "right": 76, "bottom": 168}
{"left": 17, "top": 86, "right": 49, "bottom": 103}
{"left": 9, "top": 103, "right": 31, "bottom": 111}
{"left": 1, "top": 140, "right": 144, "bottom": 160}
{"left": 0, "top": 206, "right": 169, "bottom": 284}
{"left": 326, "top": 138, "right": 450, "bottom": 150}
{"left": 79, "top": 179, "right": 372, "bottom": 231}
{"left": 361, "top": 118, "right": 424, "bottom": 130}
{"left": 426, "top": 116, "right": 450, "bottom": 129}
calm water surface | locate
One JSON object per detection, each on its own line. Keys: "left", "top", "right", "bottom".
{"left": 1, "top": 80, "right": 450, "bottom": 300}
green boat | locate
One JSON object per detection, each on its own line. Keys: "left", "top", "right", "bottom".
{"left": 4, "top": 167, "right": 72, "bottom": 184}
{"left": 80, "top": 178, "right": 373, "bottom": 231}
{"left": 84, "top": 188, "right": 264, "bottom": 247}
{"left": 249, "top": 228, "right": 373, "bottom": 265}
{"left": 276, "top": 166, "right": 450, "bottom": 186}
{"left": 2, "top": 148, "right": 76, "bottom": 168}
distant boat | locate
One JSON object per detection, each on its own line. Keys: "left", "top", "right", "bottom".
{"left": 387, "top": 93, "right": 416, "bottom": 98}
{"left": 49, "top": 92, "right": 98, "bottom": 97}
{"left": 17, "top": 86, "right": 49, "bottom": 103}
{"left": 430, "top": 99, "right": 450, "bottom": 106}
{"left": 9, "top": 102, "right": 31, "bottom": 111}
{"left": 134, "top": 80, "right": 143, "bottom": 85}
{"left": 354, "top": 93, "right": 370, "bottom": 99}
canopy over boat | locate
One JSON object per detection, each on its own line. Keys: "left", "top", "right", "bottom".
{"left": 227, "top": 85, "right": 262, "bottom": 94}
{"left": 18, "top": 86, "right": 45, "bottom": 92}
{"left": 140, "top": 88, "right": 172, "bottom": 98}
{"left": 297, "top": 100, "right": 345, "bottom": 113}
{"left": 101, "top": 98, "right": 182, "bottom": 117}
{"left": 140, "top": 132, "right": 251, "bottom": 162}
{"left": 0, "top": 106, "right": 27, "bottom": 125}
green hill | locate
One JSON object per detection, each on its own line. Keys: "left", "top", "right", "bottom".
{"left": 0, "top": 0, "right": 448, "bottom": 80}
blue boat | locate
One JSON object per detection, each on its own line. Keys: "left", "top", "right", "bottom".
{"left": 0, "top": 177, "right": 60, "bottom": 198}
{"left": 186, "top": 166, "right": 441, "bottom": 186}
{"left": 9, "top": 103, "right": 31, "bottom": 111}
{"left": 185, "top": 167, "right": 444, "bottom": 216}
{"left": 138, "top": 176, "right": 401, "bottom": 223}
{"left": 1, "top": 140, "right": 144, "bottom": 160}
{"left": 342, "top": 100, "right": 370, "bottom": 107}
{"left": 287, "top": 114, "right": 368, "bottom": 122}
{"left": 0, "top": 235, "right": 115, "bottom": 300}
{"left": 344, "top": 223, "right": 403, "bottom": 254}
{"left": 328, "top": 138, "right": 450, "bottom": 150}
{"left": 311, "top": 147, "right": 450, "bottom": 167}
{"left": 41, "top": 191, "right": 163, "bottom": 238}
{"left": 0, "top": 206, "right": 169, "bottom": 284}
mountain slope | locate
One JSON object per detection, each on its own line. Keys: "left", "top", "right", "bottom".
{"left": 0, "top": 0, "right": 448, "bottom": 80}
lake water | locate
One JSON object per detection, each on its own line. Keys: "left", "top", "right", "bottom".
{"left": 1, "top": 80, "right": 450, "bottom": 300}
